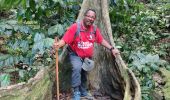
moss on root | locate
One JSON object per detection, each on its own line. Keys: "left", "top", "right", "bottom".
{"left": 0, "top": 68, "right": 53, "bottom": 100}
{"left": 161, "top": 68, "right": 170, "bottom": 100}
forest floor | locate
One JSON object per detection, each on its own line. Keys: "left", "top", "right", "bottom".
{"left": 51, "top": 68, "right": 169, "bottom": 100}
{"left": 52, "top": 88, "right": 111, "bottom": 100}
{"left": 53, "top": 92, "right": 111, "bottom": 100}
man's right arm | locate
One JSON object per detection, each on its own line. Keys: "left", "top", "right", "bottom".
{"left": 53, "top": 23, "right": 77, "bottom": 49}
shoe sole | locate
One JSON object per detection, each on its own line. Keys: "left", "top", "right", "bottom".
{"left": 81, "top": 97, "right": 96, "bottom": 100}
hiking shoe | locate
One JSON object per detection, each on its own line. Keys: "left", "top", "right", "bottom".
{"left": 73, "top": 91, "right": 80, "bottom": 100}
{"left": 79, "top": 84, "right": 87, "bottom": 97}
{"left": 81, "top": 92, "right": 94, "bottom": 100}
{"left": 81, "top": 96, "right": 94, "bottom": 100}
{"left": 81, "top": 93, "right": 88, "bottom": 97}
{"left": 80, "top": 90, "right": 87, "bottom": 97}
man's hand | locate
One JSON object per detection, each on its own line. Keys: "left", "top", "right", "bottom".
{"left": 53, "top": 37, "right": 60, "bottom": 50}
{"left": 52, "top": 37, "right": 66, "bottom": 51}
{"left": 50, "top": 37, "right": 59, "bottom": 56}
{"left": 111, "top": 48, "right": 120, "bottom": 56}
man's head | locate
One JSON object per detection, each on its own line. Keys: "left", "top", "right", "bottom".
{"left": 83, "top": 9, "right": 96, "bottom": 27}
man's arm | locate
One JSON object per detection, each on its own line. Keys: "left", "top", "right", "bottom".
{"left": 101, "top": 39, "right": 119, "bottom": 56}
{"left": 101, "top": 39, "right": 113, "bottom": 50}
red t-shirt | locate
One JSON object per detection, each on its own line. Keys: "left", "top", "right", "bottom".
{"left": 62, "top": 21, "right": 103, "bottom": 58}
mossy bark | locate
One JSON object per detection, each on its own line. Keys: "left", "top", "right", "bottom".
{"left": 0, "top": 67, "right": 53, "bottom": 100}
{"left": 161, "top": 68, "right": 170, "bottom": 100}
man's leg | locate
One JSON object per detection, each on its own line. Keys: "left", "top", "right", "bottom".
{"left": 80, "top": 69, "right": 88, "bottom": 96}
{"left": 69, "top": 53, "right": 83, "bottom": 100}
{"left": 80, "top": 68, "right": 94, "bottom": 100}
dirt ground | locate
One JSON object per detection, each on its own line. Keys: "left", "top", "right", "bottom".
{"left": 52, "top": 88, "right": 111, "bottom": 100}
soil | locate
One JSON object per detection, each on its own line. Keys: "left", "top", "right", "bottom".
{"left": 52, "top": 90, "right": 111, "bottom": 100}
{"left": 52, "top": 83, "right": 111, "bottom": 100}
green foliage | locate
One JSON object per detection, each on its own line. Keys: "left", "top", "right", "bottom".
{"left": 110, "top": 0, "right": 170, "bottom": 99}
{"left": 32, "top": 33, "right": 54, "bottom": 54}
{"left": 0, "top": 0, "right": 21, "bottom": 9}
{"left": 48, "top": 24, "right": 64, "bottom": 36}
{"left": 18, "top": 67, "right": 38, "bottom": 82}
{"left": 15, "top": 0, "right": 80, "bottom": 27}
{"left": 0, "top": 0, "right": 81, "bottom": 87}
{"left": 129, "top": 52, "right": 167, "bottom": 99}
{"left": 0, "top": 73, "right": 10, "bottom": 87}
{"left": 0, "top": 20, "right": 54, "bottom": 86}
{"left": 110, "top": 0, "right": 169, "bottom": 56}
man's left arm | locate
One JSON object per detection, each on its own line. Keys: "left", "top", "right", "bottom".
{"left": 101, "top": 39, "right": 119, "bottom": 56}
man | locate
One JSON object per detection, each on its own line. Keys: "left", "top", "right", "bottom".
{"left": 53, "top": 9, "right": 119, "bottom": 100}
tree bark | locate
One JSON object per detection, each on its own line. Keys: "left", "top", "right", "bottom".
{"left": 0, "top": 67, "right": 53, "bottom": 100}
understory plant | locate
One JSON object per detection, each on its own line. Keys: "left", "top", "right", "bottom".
{"left": 0, "top": 0, "right": 81, "bottom": 87}
{"left": 129, "top": 52, "right": 168, "bottom": 99}
{"left": 109, "top": 0, "right": 170, "bottom": 99}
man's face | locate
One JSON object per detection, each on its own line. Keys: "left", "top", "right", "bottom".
{"left": 83, "top": 10, "right": 96, "bottom": 27}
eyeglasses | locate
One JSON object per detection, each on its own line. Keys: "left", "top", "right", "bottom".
{"left": 85, "top": 15, "right": 95, "bottom": 19}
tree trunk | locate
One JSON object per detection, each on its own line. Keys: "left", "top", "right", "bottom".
{"left": 75, "top": 0, "right": 141, "bottom": 100}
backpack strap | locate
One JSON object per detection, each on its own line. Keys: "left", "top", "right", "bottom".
{"left": 91, "top": 25, "right": 97, "bottom": 36}
{"left": 74, "top": 21, "right": 97, "bottom": 39}
{"left": 74, "top": 21, "right": 81, "bottom": 39}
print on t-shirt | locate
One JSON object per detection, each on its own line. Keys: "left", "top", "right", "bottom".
{"left": 77, "top": 41, "right": 93, "bottom": 49}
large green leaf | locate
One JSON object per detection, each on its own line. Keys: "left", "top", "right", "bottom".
{"left": 6, "top": 20, "right": 17, "bottom": 25}
{"left": 0, "top": 54, "right": 11, "bottom": 61}
{"left": 32, "top": 37, "right": 54, "bottom": 54}
{"left": 150, "top": 63, "right": 158, "bottom": 70}
{"left": 43, "top": 38, "right": 54, "bottom": 48}
{"left": 0, "top": 73, "right": 10, "bottom": 87}
{"left": 34, "top": 32, "right": 45, "bottom": 42}
{"left": 48, "top": 24, "right": 64, "bottom": 36}
{"left": 20, "top": 40, "right": 29, "bottom": 51}
{"left": 32, "top": 41, "right": 44, "bottom": 54}
{"left": 19, "top": 26, "right": 31, "bottom": 34}
{"left": 145, "top": 54, "right": 159, "bottom": 63}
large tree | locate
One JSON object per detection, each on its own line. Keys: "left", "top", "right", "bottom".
{"left": 0, "top": 0, "right": 141, "bottom": 100}
{"left": 61, "top": 0, "right": 141, "bottom": 100}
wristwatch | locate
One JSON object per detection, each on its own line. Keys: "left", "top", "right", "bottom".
{"left": 110, "top": 47, "right": 114, "bottom": 51}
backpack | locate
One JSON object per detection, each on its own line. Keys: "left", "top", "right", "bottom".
{"left": 74, "top": 21, "right": 97, "bottom": 39}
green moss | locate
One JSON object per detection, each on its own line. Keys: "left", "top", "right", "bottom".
{"left": 25, "top": 71, "right": 52, "bottom": 100}
{"left": 161, "top": 68, "right": 170, "bottom": 100}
